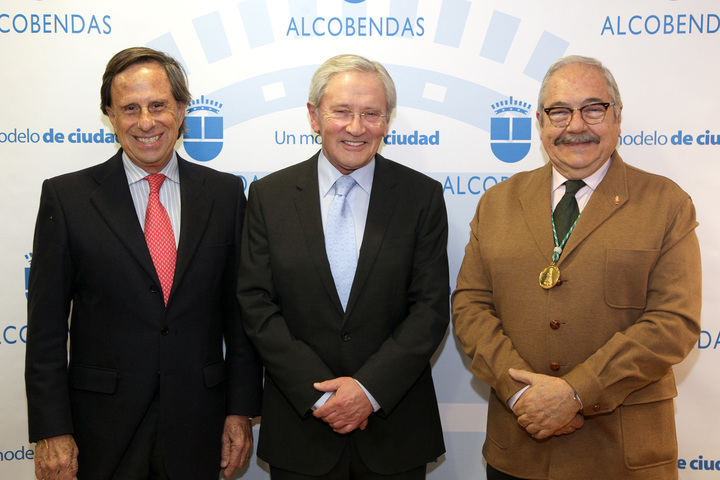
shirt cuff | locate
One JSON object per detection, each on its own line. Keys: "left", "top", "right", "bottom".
{"left": 311, "top": 392, "right": 333, "bottom": 411}
{"left": 507, "top": 385, "right": 530, "bottom": 410}
{"left": 353, "top": 379, "right": 381, "bottom": 412}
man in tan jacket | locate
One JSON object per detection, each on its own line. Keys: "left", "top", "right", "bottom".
{"left": 452, "top": 55, "right": 701, "bottom": 480}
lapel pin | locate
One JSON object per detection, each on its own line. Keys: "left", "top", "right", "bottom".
{"left": 614, "top": 195, "right": 621, "bottom": 205}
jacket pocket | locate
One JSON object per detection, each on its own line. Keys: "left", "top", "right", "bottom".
{"left": 604, "top": 248, "right": 659, "bottom": 309}
{"left": 203, "top": 361, "right": 226, "bottom": 388}
{"left": 69, "top": 364, "right": 118, "bottom": 394}
{"left": 621, "top": 399, "right": 677, "bottom": 469}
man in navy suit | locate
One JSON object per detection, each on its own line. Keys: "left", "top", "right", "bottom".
{"left": 238, "top": 54, "right": 449, "bottom": 479}
{"left": 25, "top": 47, "right": 262, "bottom": 480}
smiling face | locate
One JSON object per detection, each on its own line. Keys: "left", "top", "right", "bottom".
{"left": 538, "top": 62, "right": 622, "bottom": 179}
{"left": 308, "top": 70, "right": 389, "bottom": 175}
{"left": 106, "top": 61, "right": 186, "bottom": 173}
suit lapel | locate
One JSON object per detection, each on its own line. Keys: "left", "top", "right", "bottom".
{"left": 171, "top": 156, "right": 213, "bottom": 302}
{"left": 559, "top": 151, "right": 628, "bottom": 264}
{"left": 293, "top": 155, "right": 345, "bottom": 313}
{"left": 346, "top": 155, "right": 399, "bottom": 315}
{"left": 519, "top": 164, "right": 555, "bottom": 264}
{"left": 89, "top": 151, "right": 158, "bottom": 283}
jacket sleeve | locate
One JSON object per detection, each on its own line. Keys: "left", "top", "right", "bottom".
{"left": 25, "top": 179, "right": 75, "bottom": 442}
{"left": 452, "top": 194, "right": 536, "bottom": 405}
{"left": 563, "top": 196, "right": 701, "bottom": 415}
{"left": 223, "top": 176, "right": 263, "bottom": 416}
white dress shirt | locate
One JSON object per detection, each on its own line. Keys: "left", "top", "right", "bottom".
{"left": 122, "top": 152, "right": 181, "bottom": 246}
{"left": 318, "top": 151, "right": 374, "bottom": 255}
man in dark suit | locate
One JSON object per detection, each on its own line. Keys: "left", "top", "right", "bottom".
{"left": 237, "top": 54, "right": 449, "bottom": 479}
{"left": 25, "top": 47, "right": 262, "bottom": 480}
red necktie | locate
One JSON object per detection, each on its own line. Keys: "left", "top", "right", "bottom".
{"left": 144, "top": 174, "right": 176, "bottom": 305}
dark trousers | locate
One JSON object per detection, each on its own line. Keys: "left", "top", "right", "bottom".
{"left": 271, "top": 440, "right": 425, "bottom": 480}
{"left": 111, "top": 396, "right": 171, "bottom": 480}
{"left": 487, "top": 464, "right": 526, "bottom": 480}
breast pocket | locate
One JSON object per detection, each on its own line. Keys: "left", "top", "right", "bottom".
{"left": 604, "top": 248, "right": 660, "bottom": 309}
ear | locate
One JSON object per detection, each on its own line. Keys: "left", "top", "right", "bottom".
{"left": 307, "top": 102, "right": 321, "bottom": 133}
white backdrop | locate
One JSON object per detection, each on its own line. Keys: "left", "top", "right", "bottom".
{"left": 1, "top": 0, "right": 718, "bottom": 478}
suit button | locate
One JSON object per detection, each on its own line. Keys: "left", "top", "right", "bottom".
{"left": 550, "top": 320, "right": 561, "bottom": 330}
{"left": 161, "top": 327, "right": 169, "bottom": 336}
{"left": 550, "top": 362, "right": 560, "bottom": 371}
{"left": 150, "top": 285, "right": 160, "bottom": 294}
{"left": 341, "top": 332, "right": 351, "bottom": 342}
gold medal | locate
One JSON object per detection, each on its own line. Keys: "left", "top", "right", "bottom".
{"left": 539, "top": 264, "right": 560, "bottom": 289}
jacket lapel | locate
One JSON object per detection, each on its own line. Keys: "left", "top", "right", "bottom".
{"left": 293, "top": 155, "right": 345, "bottom": 313}
{"left": 559, "top": 151, "right": 628, "bottom": 264}
{"left": 346, "top": 155, "right": 399, "bottom": 315}
{"left": 171, "top": 156, "right": 213, "bottom": 302}
{"left": 519, "top": 163, "right": 556, "bottom": 264}
{"left": 89, "top": 151, "right": 158, "bottom": 284}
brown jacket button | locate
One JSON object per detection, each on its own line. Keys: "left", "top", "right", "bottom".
{"left": 592, "top": 403, "right": 601, "bottom": 411}
{"left": 550, "top": 320, "right": 561, "bottom": 329}
{"left": 550, "top": 362, "right": 560, "bottom": 371}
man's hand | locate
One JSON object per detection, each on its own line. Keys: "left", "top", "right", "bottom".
{"left": 313, "top": 377, "right": 373, "bottom": 434}
{"left": 34, "top": 434, "right": 78, "bottom": 480}
{"left": 509, "top": 368, "right": 581, "bottom": 440}
{"left": 220, "top": 415, "right": 253, "bottom": 478}
{"left": 552, "top": 413, "right": 584, "bottom": 436}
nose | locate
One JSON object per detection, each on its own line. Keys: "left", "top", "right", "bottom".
{"left": 345, "top": 113, "right": 365, "bottom": 136}
{"left": 137, "top": 108, "right": 155, "bottom": 131}
{"left": 565, "top": 109, "right": 586, "bottom": 132}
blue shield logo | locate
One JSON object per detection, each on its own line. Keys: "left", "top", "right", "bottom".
{"left": 184, "top": 95, "right": 224, "bottom": 162}
{"left": 490, "top": 96, "right": 532, "bottom": 163}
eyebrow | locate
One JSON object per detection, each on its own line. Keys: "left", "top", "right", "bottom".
{"left": 546, "top": 97, "right": 607, "bottom": 108}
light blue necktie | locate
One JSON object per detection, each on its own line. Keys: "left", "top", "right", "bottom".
{"left": 325, "top": 175, "right": 358, "bottom": 310}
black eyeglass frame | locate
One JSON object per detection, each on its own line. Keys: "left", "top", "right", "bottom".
{"left": 542, "top": 102, "right": 615, "bottom": 127}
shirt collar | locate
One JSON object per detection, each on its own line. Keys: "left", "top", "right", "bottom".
{"left": 551, "top": 157, "right": 612, "bottom": 194}
{"left": 122, "top": 151, "right": 180, "bottom": 186}
{"left": 318, "top": 150, "right": 375, "bottom": 197}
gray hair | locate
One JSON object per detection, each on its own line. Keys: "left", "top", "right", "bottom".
{"left": 308, "top": 54, "right": 397, "bottom": 115}
{"left": 537, "top": 55, "right": 622, "bottom": 122}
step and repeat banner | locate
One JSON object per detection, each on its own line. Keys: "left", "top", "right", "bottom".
{"left": 1, "top": 0, "right": 718, "bottom": 478}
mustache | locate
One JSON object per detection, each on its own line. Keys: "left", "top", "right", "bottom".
{"left": 555, "top": 132, "right": 600, "bottom": 145}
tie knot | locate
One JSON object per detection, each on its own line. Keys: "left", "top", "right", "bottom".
{"left": 334, "top": 175, "right": 356, "bottom": 197}
{"left": 564, "top": 179, "right": 585, "bottom": 195}
{"left": 146, "top": 174, "right": 167, "bottom": 194}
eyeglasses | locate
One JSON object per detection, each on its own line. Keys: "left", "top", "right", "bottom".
{"left": 543, "top": 102, "right": 615, "bottom": 128}
{"left": 323, "top": 109, "right": 388, "bottom": 126}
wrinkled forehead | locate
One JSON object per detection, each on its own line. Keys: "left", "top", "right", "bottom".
{"left": 321, "top": 71, "right": 388, "bottom": 105}
{"left": 545, "top": 64, "right": 611, "bottom": 104}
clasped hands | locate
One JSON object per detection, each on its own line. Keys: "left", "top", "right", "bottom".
{"left": 509, "top": 368, "right": 584, "bottom": 440}
{"left": 313, "top": 376, "right": 373, "bottom": 434}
